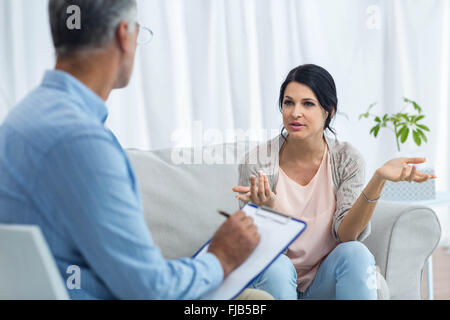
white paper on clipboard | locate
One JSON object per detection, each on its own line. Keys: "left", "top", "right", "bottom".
{"left": 193, "top": 203, "right": 307, "bottom": 300}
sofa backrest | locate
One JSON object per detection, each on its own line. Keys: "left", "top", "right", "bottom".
{"left": 127, "top": 143, "right": 248, "bottom": 259}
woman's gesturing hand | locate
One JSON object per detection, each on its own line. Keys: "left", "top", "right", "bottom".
{"left": 376, "top": 157, "right": 437, "bottom": 183}
{"left": 232, "top": 171, "right": 277, "bottom": 208}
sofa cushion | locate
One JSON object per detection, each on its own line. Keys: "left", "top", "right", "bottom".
{"left": 127, "top": 144, "right": 243, "bottom": 259}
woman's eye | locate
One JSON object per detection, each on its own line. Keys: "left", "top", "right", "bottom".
{"left": 283, "top": 100, "right": 293, "bottom": 106}
{"left": 304, "top": 102, "right": 315, "bottom": 107}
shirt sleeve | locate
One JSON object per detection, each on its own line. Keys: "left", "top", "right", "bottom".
{"left": 33, "top": 129, "right": 223, "bottom": 299}
{"left": 332, "top": 147, "right": 371, "bottom": 243}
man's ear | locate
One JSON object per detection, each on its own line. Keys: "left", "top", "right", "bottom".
{"left": 115, "top": 20, "right": 132, "bottom": 53}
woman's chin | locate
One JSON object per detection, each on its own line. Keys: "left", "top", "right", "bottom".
{"left": 286, "top": 129, "right": 306, "bottom": 137}
{"left": 285, "top": 129, "right": 316, "bottom": 142}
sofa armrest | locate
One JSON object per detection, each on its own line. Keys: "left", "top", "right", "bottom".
{"left": 362, "top": 201, "right": 441, "bottom": 300}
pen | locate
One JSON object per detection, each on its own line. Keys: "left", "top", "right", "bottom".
{"left": 217, "top": 210, "right": 231, "bottom": 218}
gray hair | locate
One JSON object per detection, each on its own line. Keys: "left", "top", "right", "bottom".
{"left": 48, "top": 0, "right": 137, "bottom": 57}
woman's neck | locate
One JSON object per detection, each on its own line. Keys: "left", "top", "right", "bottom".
{"left": 281, "top": 133, "right": 327, "bottom": 165}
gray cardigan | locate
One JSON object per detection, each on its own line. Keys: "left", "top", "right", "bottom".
{"left": 237, "top": 134, "right": 370, "bottom": 243}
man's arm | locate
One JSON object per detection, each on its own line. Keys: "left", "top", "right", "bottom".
{"left": 34, "top": 130, "right": 223, "bottom": 299}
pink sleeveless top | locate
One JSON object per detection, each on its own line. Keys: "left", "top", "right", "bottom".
{"left": 274, "top": 145, "right": 338, "bottom": 292}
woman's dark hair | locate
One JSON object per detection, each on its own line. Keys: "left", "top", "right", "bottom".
{"left": 279, "top": 64, "right": 338, "bottom": 138}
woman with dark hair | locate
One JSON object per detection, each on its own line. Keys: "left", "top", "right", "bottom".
{"left": 235, "top": 64, "right": 436, "bottom": 300}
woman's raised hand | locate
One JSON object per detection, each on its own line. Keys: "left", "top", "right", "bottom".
{"left": 232, "top": 171, "right": 277, "bottom": 208}
{"left": 376, "top": 157, "right": 437, "bottom": 183}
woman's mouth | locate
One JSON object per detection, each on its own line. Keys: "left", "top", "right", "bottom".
{"left": 289, "top": 122, "right": 306, "bottom": 131}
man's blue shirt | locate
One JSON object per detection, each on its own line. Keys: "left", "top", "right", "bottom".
{"left": 0, "top": 70, "right": 223, "bottom": 299}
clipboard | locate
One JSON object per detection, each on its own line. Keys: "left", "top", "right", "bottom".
{"left": 193, "top": 203, "right": 307, "bottom": 300}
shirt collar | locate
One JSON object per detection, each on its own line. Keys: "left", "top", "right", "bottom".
{"left": 41, "top": 69, "right": 109, "bottom": 124}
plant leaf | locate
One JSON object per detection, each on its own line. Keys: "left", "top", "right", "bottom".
{"left": 400, "top": 127, "right": 410, "bottom": 143}
{"left": 397, "top": 125, "right": 407, "bottom": 138}
{"left": 380, "top": 114, "right": 389, "bottom": 127}
{"left": 413, "top": 102, "right": 422, "bottom": 114}
{"left": 360, "top": 103, "right": 377, "bottom": 120}
{"left": 416, "top": 128, "right": 428, "bottom": 143}
{"left": 400, "top": 113, "right": 410, "bottom": 123}
{"left": 414, "top": 115, "right": 425, "bottom": 123}
{"left": 374, "top": 125, "right": 381, "bottom": 137}
{"left": 370, "top": 124, "right": 381, "bottom": 137}
{"left": 404, "top": 97, "right": 422, "bottom": 114}
{"left": 358, "top": 113, "right": 368, "bottom": 120}
{"left": 412, "top": 130, "right": 422, "bottom": 146}
{"left": 368, "top": 103, "right": 377, "bottom": 111}
{"left": 416, "top": 124, "right": 430, "bottom": 132}
{"left": 375, "top": 116, "right": 381, "bottom": 123}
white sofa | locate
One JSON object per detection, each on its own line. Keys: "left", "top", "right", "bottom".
{"left": 127, "top": 142, "right": 441, "bottom": 300}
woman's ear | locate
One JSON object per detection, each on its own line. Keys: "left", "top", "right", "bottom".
{"left": 330, "top": 107, "right": 336, "bottom": 119}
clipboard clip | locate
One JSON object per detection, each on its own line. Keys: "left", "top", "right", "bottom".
{"left": 253, "top": 204, "right": 291, "bottom": 225}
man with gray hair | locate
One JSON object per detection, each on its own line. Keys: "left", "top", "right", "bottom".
{"left": 0, "top": 0, "right": 266, "bottom": 300}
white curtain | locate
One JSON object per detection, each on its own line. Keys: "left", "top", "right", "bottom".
{"left": 1, "top": 0, "right": 449, "bottom": 244}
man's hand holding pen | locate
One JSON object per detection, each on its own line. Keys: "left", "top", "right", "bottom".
{"left": 208, "top": 210, "right": 260, "bottom": 277}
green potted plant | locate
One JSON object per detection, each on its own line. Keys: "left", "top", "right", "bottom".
{"left": 359, "top": 98, "right": 435, "bottom": 201}
{"left": 359, "top": 98, "right": 430, "bottom": 152}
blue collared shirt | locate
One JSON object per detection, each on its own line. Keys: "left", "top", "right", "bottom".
{"left": 0, "top": 70, "right": 223, "bottom": 299}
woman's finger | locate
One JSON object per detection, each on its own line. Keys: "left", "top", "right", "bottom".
{"left": 412, "top": 170, "right": 428, "bottom": 182}
{"left": 236, "top": 191, "right": 251, "bottom": 197}
{"left": 415, "top": 171, "right": 437, "bottom": 182}
{"left": 405, "top": 157, "right": 426, "bottom": 165}
{"left": 250, "top": 175, "right": 257, "bottom": 190}
{"left": 236, "top": 192, "right": 251, "bottom": 201}
{"left": 413, "top": 175, "right": 429, "bottom": 183}
{"left": 416, "top": 171, "right": 437, "bottom": 179}
{"left": 399, "top": 165, "right": 408, "bottom": 181}
{"left": 232, "top": 186, "right": 250, "bottom": 193}
{"left": 258, "top": 172, "right": 266, "bottom": 202}
{"left": 250, "top": 176, "right": 259, "bottom": 203}
{"left": 264, "top": 174, "right": 272, "bottom": 198}
{"left": 415, "top": 171, "right": 430, "bottom": 179}
{"left": 407, "top": 165, "right": 417, "bottom": 182}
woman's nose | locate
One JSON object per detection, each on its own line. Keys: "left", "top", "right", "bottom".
{"left": 292, "top": 105, "right": 304, "bottom": 118}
